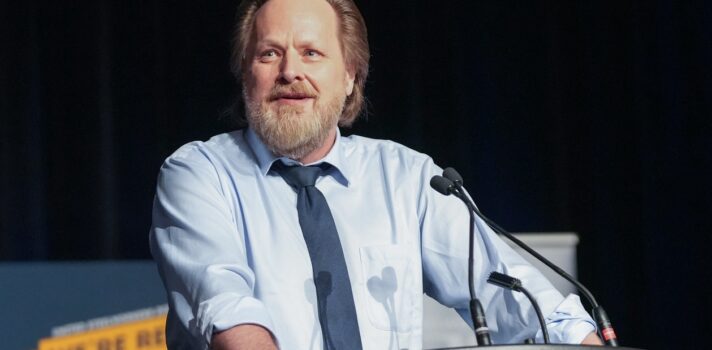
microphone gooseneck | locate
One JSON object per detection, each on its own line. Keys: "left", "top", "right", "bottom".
{"left": 487, "top": 271, "right": 550, "bottom": 344}
{"left": 430, "top": 175, "right": 492, "bottom": 346}
{"left": 440, "top": 167, "right": 619, "bottom": 347}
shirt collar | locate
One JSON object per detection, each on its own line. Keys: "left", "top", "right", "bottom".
{"left": 246, "top": 127, "right": 351, "bottom": 187}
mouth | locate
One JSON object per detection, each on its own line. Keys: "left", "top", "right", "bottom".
{"left": 273, "top": 93, "right": 315, "bottom": 104}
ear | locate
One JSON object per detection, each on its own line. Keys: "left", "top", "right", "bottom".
{"left": 345, "top": 66, "right": 356, "bottom": 96}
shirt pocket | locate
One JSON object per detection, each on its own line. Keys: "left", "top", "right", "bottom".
{"left": 359, "top": 244, "right": 415, "bottom": 332}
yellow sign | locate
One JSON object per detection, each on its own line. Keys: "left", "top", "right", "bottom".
{"left": 38, "top": 315, "right": 167, "bottom": 350}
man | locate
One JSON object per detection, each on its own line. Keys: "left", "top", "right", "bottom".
{"left": 150, "top": 0, "right": 603, "bottom": 349}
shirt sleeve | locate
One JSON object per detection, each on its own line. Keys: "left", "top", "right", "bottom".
{"left": 149, "top": 143, "right": 276, "bottom": 349}
{"left": 418, "top": 158, "right": 596, "bottom": 345}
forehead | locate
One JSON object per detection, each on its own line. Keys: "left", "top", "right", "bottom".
{"left": 253, "top": 0, "right": 340, "bottom": 43}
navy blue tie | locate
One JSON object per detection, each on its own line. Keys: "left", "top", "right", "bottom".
{"left": 273, "top": 163, "right": 363, "bottom": 350}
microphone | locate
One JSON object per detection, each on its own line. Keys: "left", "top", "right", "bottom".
{"left": 440, "top": 167, "right": 619, "bottom": 347}
{"left": 429, "top": 176, "right": 457, "bottom": 196}
{"left": 443, "top": 167, "right": 463, "bottom": 186}
{"left": 487, "top": 271, "right": 550, "bottom": 344}
{"left": 430, "top": 175, "right": 492, "bottom": 346}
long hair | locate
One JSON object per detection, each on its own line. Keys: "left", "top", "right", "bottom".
{"left": 230, "top": 0, "right": 370, "bottom": 126}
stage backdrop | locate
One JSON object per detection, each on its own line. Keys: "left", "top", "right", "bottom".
{"left": 2, "top": 1, "right": 711, "bottom": 349}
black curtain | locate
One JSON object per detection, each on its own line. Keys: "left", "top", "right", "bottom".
{"left": 2, "top": 1, "right": 711, "bottom": 349}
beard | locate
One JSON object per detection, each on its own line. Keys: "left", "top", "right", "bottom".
{"left": 244, "top": 82, "right": 345, "bottom": 161}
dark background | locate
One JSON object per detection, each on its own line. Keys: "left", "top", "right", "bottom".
{"left": 2, "top": 1, "right": 711, "bottom": 349}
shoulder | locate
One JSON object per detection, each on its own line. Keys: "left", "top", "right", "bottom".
{"left": 165, "top": 130, "right": 248, "bottom": 165}
{"left": 340, "top": 134, "right": 434, "bottom": 169}
{"left": 157, "top": 130, "right": 253, "bottom": 184}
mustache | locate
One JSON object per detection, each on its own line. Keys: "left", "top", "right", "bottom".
{"left": 268, "top": 83, "right": 318, "bottom": 100}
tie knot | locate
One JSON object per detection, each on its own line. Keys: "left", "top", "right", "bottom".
{"left": 273, "top": 163, "right": 325, "bottom": 189}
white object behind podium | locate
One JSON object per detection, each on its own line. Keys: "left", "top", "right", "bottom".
{"left": 422, "top": 232, "right": 580, "bottom": 349}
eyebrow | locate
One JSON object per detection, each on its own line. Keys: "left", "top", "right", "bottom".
{"left": 255, "top": 37, "right": 322, "bottom": 49}
{"left": 254, "top": 38, "right": 284, "bottom": 49}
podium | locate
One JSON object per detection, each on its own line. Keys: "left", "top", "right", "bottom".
{"left": 431, "top": 346, "right": 644, "bottom": 350}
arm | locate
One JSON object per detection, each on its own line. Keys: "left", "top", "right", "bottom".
{"left": 581, "top": 332, "right": 604, "bottom": 345}
{"left": 212, "top": 324, "right": 278, "bottom": 350}
{"left": 150, "top": 144, "right": 276, "bottom": 349}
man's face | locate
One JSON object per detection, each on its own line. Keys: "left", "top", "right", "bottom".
{"left": 244, "top": 0, "right": 355, "bottom": 160}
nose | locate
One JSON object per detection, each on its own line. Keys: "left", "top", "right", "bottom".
{"left": 278, "top": 49, "right": 305, "bottom": 83}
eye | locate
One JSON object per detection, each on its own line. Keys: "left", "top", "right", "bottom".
{"left": 304, "top": 49, "right": 322, "bottom": 59}
{"left": 258, "top": 49, "right": 279, "bottom": 62}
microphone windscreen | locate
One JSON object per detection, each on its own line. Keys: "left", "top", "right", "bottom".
{"left": 443, "top": 167, "right": 464, "bottom": 184}
{"left": 430, "top": 176, "right": 454, "bottom": 196}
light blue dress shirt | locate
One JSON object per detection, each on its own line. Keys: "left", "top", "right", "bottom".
{"left": 150, "top": 128, "right": 595, "bottom": 349}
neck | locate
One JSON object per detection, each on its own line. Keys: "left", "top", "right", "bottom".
{"left": 299, "top": 127, "right": 337, "bottom": 164}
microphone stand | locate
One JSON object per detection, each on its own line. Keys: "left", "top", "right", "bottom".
{"left": 441, "top": 167, "right": 619, "bottom": 347}
{"left": 487, "top": 271, "right": 550, "bottom": 344}
{"left": 430, "top": 177, "right": 492, "bottom": 346}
